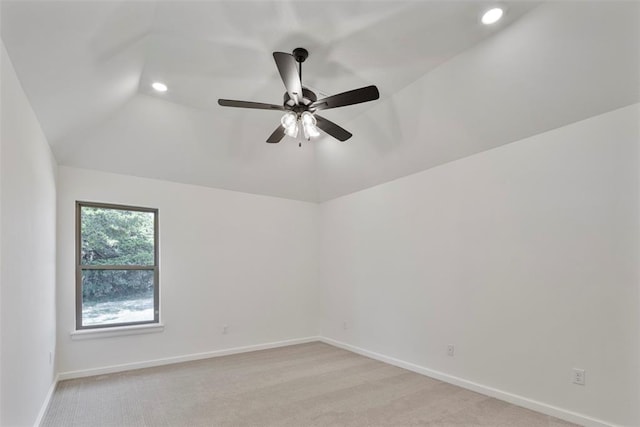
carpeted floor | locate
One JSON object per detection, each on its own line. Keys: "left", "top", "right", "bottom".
{"left": 42, "top": 342, "right": 579, "bottom": 426}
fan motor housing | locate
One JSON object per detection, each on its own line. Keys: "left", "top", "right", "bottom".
{"left": 283, "top": 87, "right": 317, "bottom": 109}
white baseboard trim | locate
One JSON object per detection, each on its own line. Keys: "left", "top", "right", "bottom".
{"left": 34, "top": 374, "right": 59, "bottom": 427}
{"left": 320, "top": 337, "right": 617, "bottom": 427}
{"left": 58, "top": 336, "right": 320, "bottom": 381}
{"left": 51, "top": 337, "right": 620, "bottom": 426}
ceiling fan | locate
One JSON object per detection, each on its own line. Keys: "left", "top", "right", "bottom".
{"left": 218, "top": 48, "right": 380, "bottom": 145}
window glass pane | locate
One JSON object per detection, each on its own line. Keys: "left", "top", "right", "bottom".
{"left": 81, "top": 269, "right": 155, "bottom": 326}
{"left": 81, "top": 206, "right": 154, "bottom": 266}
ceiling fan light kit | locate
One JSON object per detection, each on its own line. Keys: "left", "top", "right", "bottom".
{"left": 218, "top": 47, "right": 380, "bottom": 145}
{"left": 281, "top": 112, "right": 299, "bottom": 137}
{"left": 301, "top": 112, "right": 320, "bottom": 139}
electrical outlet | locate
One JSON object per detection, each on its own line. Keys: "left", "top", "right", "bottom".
{"left": 572, "top": 368, "right": 585, "bottom": 385}
{"left": 447, "top": 345, "right": 455, "bottom": 357}
{"left": 222, "top": 324, "right": 229, "bottom": 335}
{"left": 342, "top": 321, "right": 348, "bottom": 330}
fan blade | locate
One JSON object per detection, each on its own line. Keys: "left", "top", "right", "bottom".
{"left": 315, "top": 115, "right": 352, "bottom": 141}
{"left": 266, "top": 125, "right": 286, "bottom": 143}
{"left": 273, "top": 52, "right": 303, "bottom": 105}
{"left": 310, "top": 85, "right": 379, "bottom": 111}
{"left": 218, "top": 99, "right": 285, "bottom": 110}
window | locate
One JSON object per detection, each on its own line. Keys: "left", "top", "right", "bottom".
{"left": 76, "top": 202, "right": 159, "bottom": 329}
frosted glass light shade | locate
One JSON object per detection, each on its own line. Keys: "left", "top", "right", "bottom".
{"left": 303, "top": 122, "right": 320, "bottom": 139}
{"left": 281, "top": 112, "right": 297, "bottom": 128}
{"left": 284, "top": 123, "right": 299, "bottom": 137}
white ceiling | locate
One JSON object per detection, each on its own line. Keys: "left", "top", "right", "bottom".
{"left": 1, "top": 1, "right": 638, "bottom": 202}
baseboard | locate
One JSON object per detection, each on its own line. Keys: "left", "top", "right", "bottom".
{"left": 58, "top": 336, "right": 320, "bottom": 380}
{"left": 51, "top": 336, "right": 620, "bottom": 426}
{"left": 34, "top": 374, "right": 59, "bottom": 427}
{"left": 320, "top": 337, "right": 617, "bottom": 427}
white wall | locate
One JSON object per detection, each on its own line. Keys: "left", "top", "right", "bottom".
{"left": 56, "top": 167, "right": 319, "bottom": 374}
{"left": 1, "top": 41, "right": 58, "bottom": 426}
{"left": 56, "top": 105, "right": 639, "bottom": 425}
{"left": 319, "top": 104, "right": 640, "bottom": 426}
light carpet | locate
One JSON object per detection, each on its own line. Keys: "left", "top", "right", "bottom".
{"left": 42, "top": 342, "right": 579, "bottom": 426}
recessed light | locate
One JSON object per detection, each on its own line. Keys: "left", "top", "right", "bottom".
{"left": 152, "top": 82, "right": 168, "bottom": 92}
{"left": 482, "top": 7, "right": 503, "bottom": 25}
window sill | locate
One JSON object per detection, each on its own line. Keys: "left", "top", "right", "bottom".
{"left": 70, "top": 323, "right": 164, "bottom": 340}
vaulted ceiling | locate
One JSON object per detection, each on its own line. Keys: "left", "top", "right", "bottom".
{"left": 2, "top": 1, "right": 638, "bottom": 202}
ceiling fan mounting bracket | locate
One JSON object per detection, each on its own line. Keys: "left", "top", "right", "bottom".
{"left": 292, "top": 47, "right": 309, "bottom": 63}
